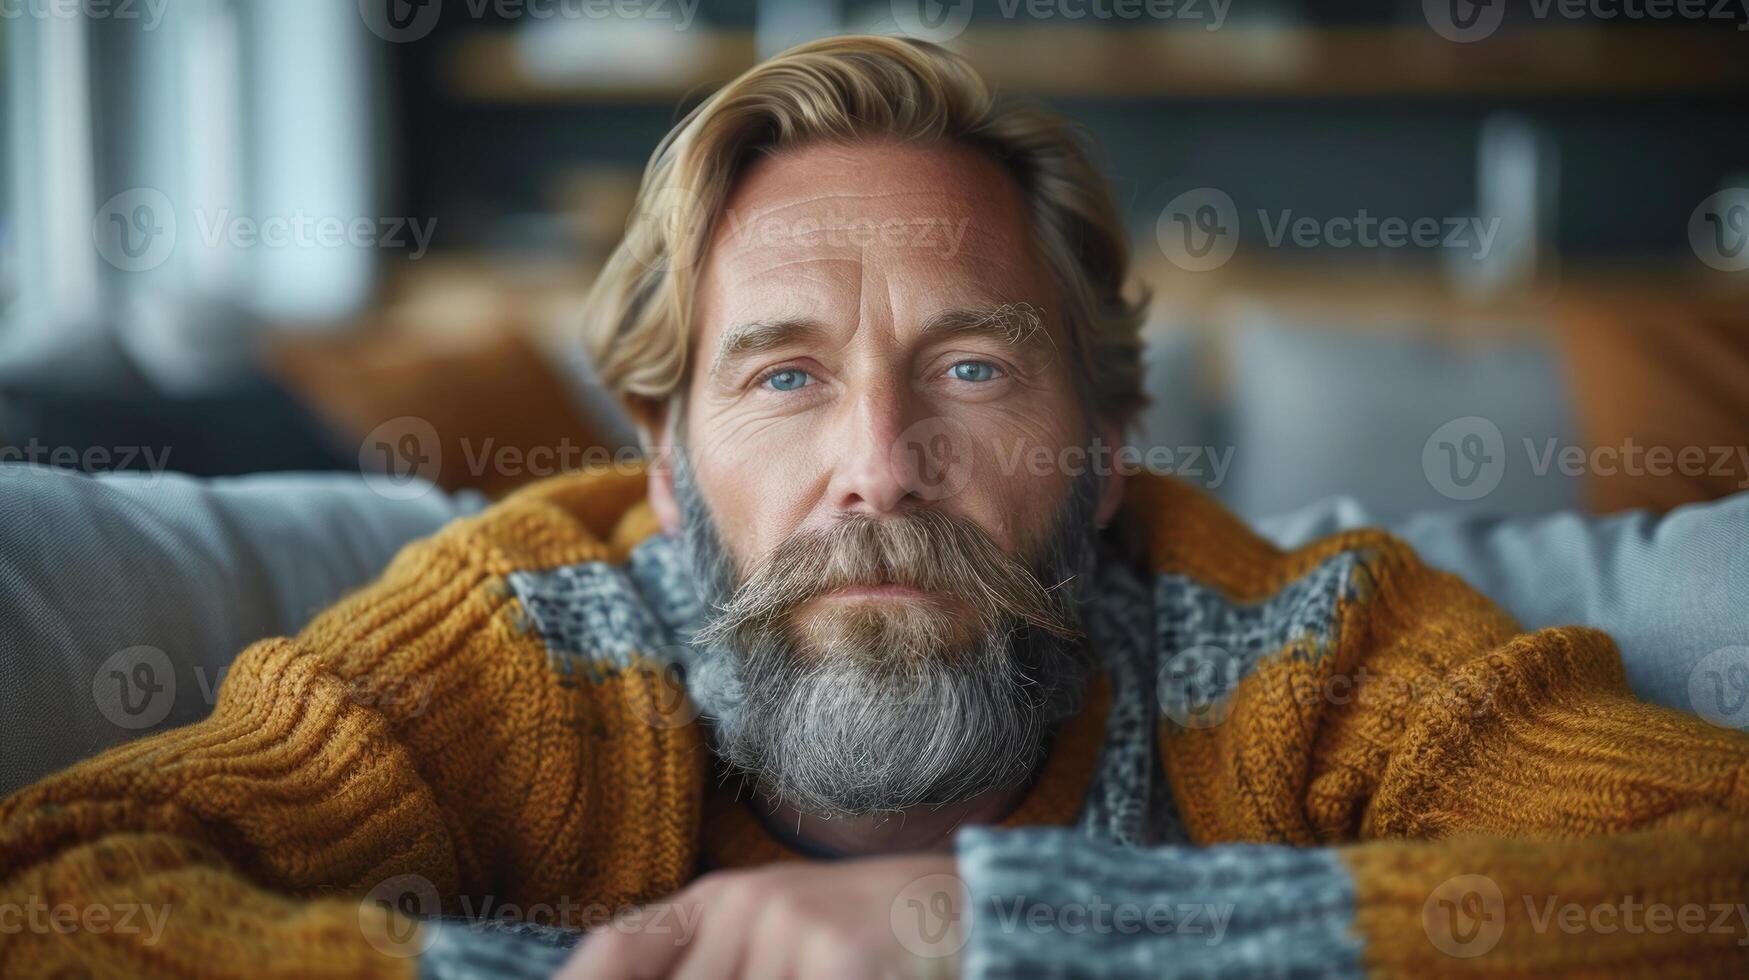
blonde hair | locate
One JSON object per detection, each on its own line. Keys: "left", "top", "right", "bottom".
{"left": 582, "top": 34, "right": 1147, "bottom": 430}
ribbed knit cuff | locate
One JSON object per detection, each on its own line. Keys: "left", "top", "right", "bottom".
{"left": 955, "top": 827, "right": 1366, "bottom": 979}
{"left": 417, "top": 916, "right": 581, "bottom": 980}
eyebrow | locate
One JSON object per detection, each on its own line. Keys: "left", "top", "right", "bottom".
{"left": 918, "top": 302, "right": 1051, "bottom": 352}
{"left": 711, "top": 317, "right": 831, "bottom": 380}
{"left": 710, "top": 302, "right": 1051, "bottom": 381}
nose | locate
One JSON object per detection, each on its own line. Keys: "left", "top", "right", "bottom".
{"left": 824, "top": 381, "right": 927, "bottom": 516}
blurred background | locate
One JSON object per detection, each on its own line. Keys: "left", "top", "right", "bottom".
{"left": 2, "top": 0, "right": 1746, "bottom": 520}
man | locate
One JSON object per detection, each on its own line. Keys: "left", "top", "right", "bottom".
{"left": 3, "top": 35, "right": 1748, "bottom": 980}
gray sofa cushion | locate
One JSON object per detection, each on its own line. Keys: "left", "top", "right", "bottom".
{"left": 1259, "top": 490, "right": 1749, "bottom": 720}
{"left": 1226, "top": 312, "right": 1581, "bottom": 521}
{"left": 0, "top": 465, "right": 481, "bottom": 796}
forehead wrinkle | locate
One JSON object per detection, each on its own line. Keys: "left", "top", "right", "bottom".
{"left": 858, "top": 237, "right": 887, "bottom": 351}
{"left": 730, "top": 186, "right": 966, "bottom": 219}
{"left": 715, "top": 252, "right": 864, "bottom": 280}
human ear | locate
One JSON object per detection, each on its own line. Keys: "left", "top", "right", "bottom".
{"left": 637, "top": 398, "right": 682, "bottom": 536}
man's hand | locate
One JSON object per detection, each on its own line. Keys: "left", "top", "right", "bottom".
{"left": 556, "top": 853, "right": 968, "bottom": 980}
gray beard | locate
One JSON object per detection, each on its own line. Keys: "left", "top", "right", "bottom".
{"left": 672, "top": 447, "right": 1101, "bottom": 818}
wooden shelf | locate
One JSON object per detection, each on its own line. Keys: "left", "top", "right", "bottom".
{"left": 446, "top": 29, "right": 757, "bottom": 103}
{"left": 958, "top": 25, "right": 1749, "bottom": 98}
{"left": 445, "top": 26, "right": 1749, "bottom": 104}
{"left": 1132, "top": 252, "right": 1747, "bottom": 340}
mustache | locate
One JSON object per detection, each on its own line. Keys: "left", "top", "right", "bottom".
{"left": 693, "top": 509, "right": 1084, "bottom": 647}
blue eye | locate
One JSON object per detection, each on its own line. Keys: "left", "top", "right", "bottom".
{"left": 764, "top": 369, "right": 811, "bottom": 391}
{"left": 949, "top": 361, "right": 1000, "bottom": 382}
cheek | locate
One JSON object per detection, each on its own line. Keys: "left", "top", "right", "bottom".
{"left": 687, "top": 414, "right": 824, "bottom": 566}
{"left": 953, "top": 397, "right": 1087, "bottom": 550}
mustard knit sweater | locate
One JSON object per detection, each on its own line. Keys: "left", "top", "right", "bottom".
{"left": 3, "top": 468, "right": 1747, "bottom": 978}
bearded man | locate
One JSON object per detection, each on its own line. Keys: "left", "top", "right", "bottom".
{"left": 4, "top": 35, "right": 1748, "bottom": 980}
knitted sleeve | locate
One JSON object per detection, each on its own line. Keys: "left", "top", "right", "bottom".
{"left": 0, "top": 472, "right": 703, "bottom": 978}
{"left": 955, "top": 514, "right": 1749, "bottom": 977}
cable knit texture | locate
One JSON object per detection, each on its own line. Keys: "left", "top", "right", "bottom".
{"left": 2, "top": 467, "right": 1747, "bottom": 978}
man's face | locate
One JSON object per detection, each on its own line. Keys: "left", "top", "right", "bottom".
{"left": 674, "top": 137, "right": 1104, "bottom": 590}
{"left": 656, "top": 139, "right": 1119, "bottom": 816}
